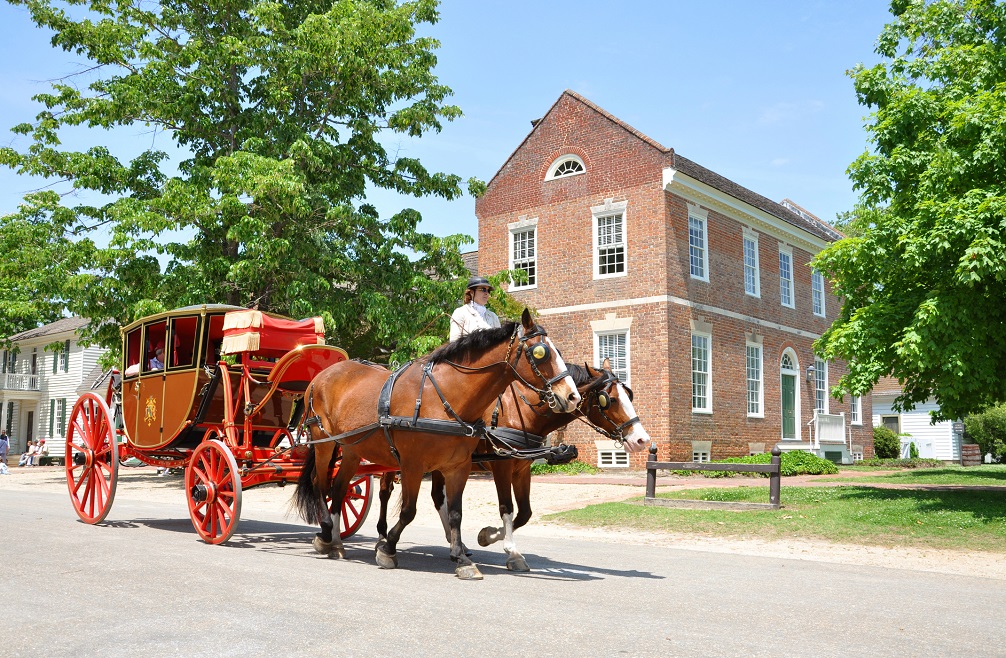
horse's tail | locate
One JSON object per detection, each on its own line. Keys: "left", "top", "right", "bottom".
{"left": 294, "top": 445, "right": 321, "bottom": 523}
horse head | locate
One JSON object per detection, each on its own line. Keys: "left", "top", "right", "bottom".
{"left": 583, "top": 364, "right": 650, "bottom": 452}
{"left": 513, "top": 309, "right": 580, "bottom": 413}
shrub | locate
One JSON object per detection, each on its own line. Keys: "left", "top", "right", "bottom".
{"left": 671, "top": 451, "right": 839, "bottom": 477}
{"left": 873, "top": 426, "right": 900, "bottom": 459}
{"left": 964, "top": 404, "right": 1006, "bottom": 463}
{"left": 530, "top": 460, "right": 603, "bottom": 476}
{"left": 908, "top": 440, "right": 919, "bottom": 459}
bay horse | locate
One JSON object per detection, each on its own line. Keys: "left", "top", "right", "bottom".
{"left": 379, "top": 363, "right": 650, "bottom": 571}
{"left": 294, "top": 309, "right": 579, "bottom": 580}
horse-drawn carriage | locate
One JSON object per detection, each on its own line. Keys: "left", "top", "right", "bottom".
{"left": 65, "top": 304, "right": 380, "bottom": 544}
{"left": 66, "top": 304, "right": 649, "bottom": 579}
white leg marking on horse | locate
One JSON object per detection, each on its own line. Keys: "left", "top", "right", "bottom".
{"left": 502, "top": 512, "right": 517, "bottom": 554}
{"left": 437, "top": 485, "right": 451, "bottom": 542}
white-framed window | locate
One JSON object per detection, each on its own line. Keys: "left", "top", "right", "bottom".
{"left": 508, "top": 217, "right": 537, "bottom": 290}
{"left": 591, "top": 199, "right": 628, "bottom": 279}
{"left": 545, "top": 154, "right": 585, "bottom": 180}
{"left": 743, "top": 229, "right": 760, "bottom": 297}
{"left": 688, "top": 206, "right": 708, "bottom": 281}
{"left": 814, "top": 359, "right": 828, "bottom": 414}
{"left": 691, "top": 332, "right": 711, "bottom": 413}
{"left": 812, "top": 269, "right": 825, "bottom": 317}
{"left": 596, "top": 331, "right": 629, "bottom": 384}
{"left": 746, "top": 343, "right": 763, "bottom": 417}
{"left": 851, "top": 395, "right": 862, "bottom": 425}
{"left": 56, "top": 398, "right": 67, "bottom": 437}
{"left": 779, "top": 246, "right": 794, "bottom": 308}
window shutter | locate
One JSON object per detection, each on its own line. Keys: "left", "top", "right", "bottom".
{"left": 62, "top": 340, "right": 70, "bottom": 372}
{"left": 52, "top": 349, "right": 58, "bottom": 374}
{"left": 59, "top": 399, "right": 67, "bottom": 436}
{"left": 49, "top": 399, "right": 55, "bottom": 435}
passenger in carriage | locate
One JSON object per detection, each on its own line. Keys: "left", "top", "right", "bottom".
{"left": 449, "top": 276, "right": 501, "bottom": 342}
{"left": 148, "top": 346, "right": 165, "bottom": 371}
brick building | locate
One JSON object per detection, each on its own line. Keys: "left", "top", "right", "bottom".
{"left": 475, "top": 90, "right": 873, "bottom": 467}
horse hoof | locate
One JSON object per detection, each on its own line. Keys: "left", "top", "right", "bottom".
{"left": 376, "top": 548, "right": 398, "bottom": 569}
{"left": 506, "top": 555, "right": 530, "bottom": 572}
{"left": 312, "top": 536, "right": 336, "bottom": 557}
{"left": 477, "top": 527, "right": 494, "bottom": 547}
{"left": 456, "top": 564, "right": 484, "bottom": 580}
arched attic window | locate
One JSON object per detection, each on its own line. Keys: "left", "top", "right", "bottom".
{"left": 545, "top": 154, "right": 585, "bottom": 180}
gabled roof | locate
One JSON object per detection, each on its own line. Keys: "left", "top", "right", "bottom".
{"left": 872, "top": 376, "right": 903, "bottom": 396}
{"left": 487, "top": 90, "right": 843, "bottom": 244}
{"left": 8, "top": 316, "right": 89, "bottom": 342}
{"left": 672, "top": 155, "right": 843, "bottom": 243}
{"left": 461, "top": 250, "right": 479, "bottom": 277}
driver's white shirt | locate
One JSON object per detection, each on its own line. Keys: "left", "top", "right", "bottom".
{"left": 449, "top": 303, "right": 501, "bottom": 342}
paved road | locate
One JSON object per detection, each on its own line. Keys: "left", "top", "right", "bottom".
{"left": 5, "top": 484, "right": 1006, "bottom": 657}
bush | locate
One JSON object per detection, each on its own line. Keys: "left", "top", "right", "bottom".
{"left": 873, "top": 426, "right": 900, "bottom": 459}
{"left": 908, "top": 440, "right": 919, "bottom": 459}
{"left": 530, "top": 460, "right": 603, "bottom": 476}
{"left": 964, "top": 404, "right": 1006, "bottom": 463}
{"left": 670, "top": 451, "right": 839, "bottom": 477}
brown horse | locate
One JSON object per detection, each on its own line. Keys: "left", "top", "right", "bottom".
{"left": 379, "top": 363, "right": 650, "bottom": 571}
{"left": 294, "top": 309, "right": 579, "bottom": 580}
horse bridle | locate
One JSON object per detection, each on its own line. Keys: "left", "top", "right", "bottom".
{"left": 578, "top": 369, "right": 640, "bottom": 445}
{"left": 445, "top": 323, "right": 570, "bottom": 411}
{"left": 503, "top": 325, "right": 570, "bottom": 410}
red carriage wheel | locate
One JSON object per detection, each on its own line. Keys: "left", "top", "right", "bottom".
{"left": 65, "top": 393, "right": 119, "bottom": 524}
{"left": 185, "top": 438, "right": 242, "bottom": 544}
{"left": 331, "top": 473, "right": 373, "bottom": 540}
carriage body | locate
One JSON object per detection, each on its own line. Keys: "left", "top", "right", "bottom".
{"left": 66, "top": 304, "right": 376, "bottom": 543}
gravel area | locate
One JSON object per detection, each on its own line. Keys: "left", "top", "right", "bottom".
{"left": 5, "top": 463, "right": 1006, "bottom": 580}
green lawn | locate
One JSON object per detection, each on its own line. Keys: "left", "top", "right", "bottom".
{"left": 545, "top": 470, "right": 1006, "bottom": 552}
{"left": 829, "top": 465, "right": 1006, "bottom": 486}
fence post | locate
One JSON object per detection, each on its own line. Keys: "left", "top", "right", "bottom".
{"left": 769, "top": 446, "right": 781, "bottom": 506}
{"left": 645, "top": 442, "right": 657, "bottom": 499}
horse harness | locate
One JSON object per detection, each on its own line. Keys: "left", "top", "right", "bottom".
{"left": 300, "top": 324, "right": 570, "bottom": 465}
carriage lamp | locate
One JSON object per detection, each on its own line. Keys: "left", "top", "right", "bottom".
{"left": 806, "top": 364, "right": 815, "bottom": 383}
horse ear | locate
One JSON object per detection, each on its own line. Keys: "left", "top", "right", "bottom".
{"left": 521, "top": 308, "right": 533, "bottom": 330}
{"left": 602, "top": 357, "right": 612, "bottom": 370}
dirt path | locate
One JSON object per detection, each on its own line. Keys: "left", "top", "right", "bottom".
{"left": 5, "top": 465, "right": 1006, "bottom": 580}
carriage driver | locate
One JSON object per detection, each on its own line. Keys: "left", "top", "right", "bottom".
{"left": 449, "top": 276, "right": 501, "bottom": 342}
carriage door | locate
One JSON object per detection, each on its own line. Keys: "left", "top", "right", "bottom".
{"left": 133, "top": 320, "right": 168, "bottom": 448}
{"left": 780, "top": 351, "right": 798, "bottom": 441}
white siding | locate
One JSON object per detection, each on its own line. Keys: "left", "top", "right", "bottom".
{"left": 872, "top": 395, "right": 958, "bottom": 461}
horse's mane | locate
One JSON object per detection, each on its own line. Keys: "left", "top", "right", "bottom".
{"left": 566, "top": 362, "right": 593, "bottom": 387}
{"left": 427, "top": 321, "right": 521, "bottom": 365}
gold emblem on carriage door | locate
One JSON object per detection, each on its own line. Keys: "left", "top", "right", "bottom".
{"left": 144, "top": 396, "right": 158, "bottom": 427}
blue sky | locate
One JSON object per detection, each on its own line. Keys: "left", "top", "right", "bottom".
{"left": 0, "top": 1, "right": 893, "bottom": 250}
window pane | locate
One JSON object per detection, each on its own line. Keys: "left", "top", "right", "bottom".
{"left": 746, "top": 345, "right": 762, "bottom": 415}
{"left": 689, "top": 217, "right": 705, "bottom": 278}
{"left": 598, "top": 332, "right": 628, "bottom": 382}
{"left": 597, "top": 214, "right": 625, "bottom": 275}
{"left": 743, "top": 236, "right": 758, "bottom": 295}
{"left": 812, "top": 270, "right": 825, "bottom": 315}
{"left": 779, "top": 251, "right": 793, "bottom": 306}
{"left": 691, "top": 334, "right": 709, "bottom": 411}
{"left": 814, "top": 358, "right": 827, "bottom": 413}
{"left": 512, "top": 228, "right": 536, "bottom": 286}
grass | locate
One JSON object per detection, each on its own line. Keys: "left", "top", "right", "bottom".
{"left": 544, "top": 465, "right": 1006, "bottom": 553}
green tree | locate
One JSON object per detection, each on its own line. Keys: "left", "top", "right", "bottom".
{"left": 813, "top": 0, "right": 1006, "bottom": 421}
{"left": 0, "top": 0, "right": 483, "bottom": 361}
{"left": 963, "top": 404, "right": 1006, "bottom": 462}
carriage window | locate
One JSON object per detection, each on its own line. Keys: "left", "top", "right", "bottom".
{"left": 124, "top": 328, "right": 142, "bottom": 378}
{"left": 202, "top": 314, "right": 228, "bottom": 367}
{"left": 169, "top": 316, "right": 199, "bottom": 369}
{"left": 142, "top": 321, "right": 168, "bottom": 374}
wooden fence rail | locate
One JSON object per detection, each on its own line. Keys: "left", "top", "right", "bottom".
{"left": 644, "top": 445, "right": 782, "bottom": 510}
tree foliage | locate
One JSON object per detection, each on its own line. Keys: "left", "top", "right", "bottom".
{"left": 964, "top": 403, "right": 1006, "bottom": 462}
{"left": 0, "top": 0, "right": 485, "bottom": 361}
{"left": 813, "top": 0, "right": 1006, "bottom": 421}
